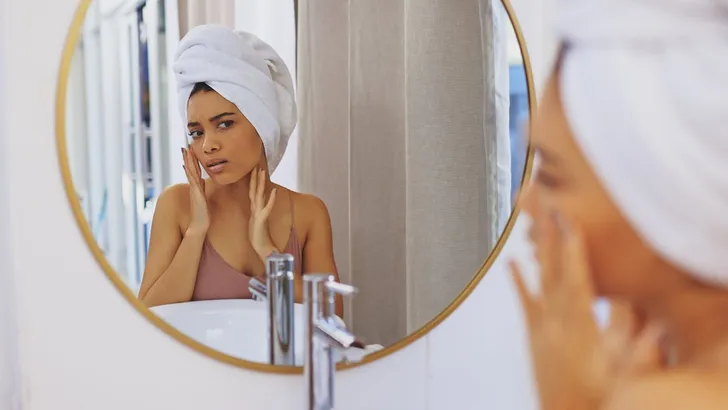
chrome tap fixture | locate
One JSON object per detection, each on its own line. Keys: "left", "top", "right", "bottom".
{"left": 303, "top": 274, "right": 358, "bottom": 410}
{"left": 249, "top": 253, "right": 296, "bottom": 366}
{"left": 248, "top": 277, "right": 267, "bottom": 301}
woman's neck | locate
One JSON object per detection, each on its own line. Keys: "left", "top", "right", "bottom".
{"left": 649, "top": 285, "right": 728, "bottom": 369}
{"left": 216, "top": 176, "right": 251, "bottom": 200}
{"left": 211, "top": 170, "right": 272, "bottom": 210}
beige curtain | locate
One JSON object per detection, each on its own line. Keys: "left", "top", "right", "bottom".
{"left": 487, "top": 0, "right": 513, "bottom": 235}
{"left": 298, "top": 0, "right": 510, "bottom": 346}
{"left": 177, "top": 0, "right": 236, "bottom": 37}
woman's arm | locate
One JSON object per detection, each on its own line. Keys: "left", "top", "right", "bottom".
{"left": 300, "top": 195, "right": 343, "bottom": 317}
{"left": 604, "top": 373, "right": 728, "bottom": 410}
{"left": 138, "top": 185, "right": 206, "bottom": 307}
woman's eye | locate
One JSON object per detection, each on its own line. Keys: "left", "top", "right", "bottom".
{"left": 219, "top": 120, "right": 234, "bottom": 129}
{"left": 536, "top": 170, "right": 560, "bottom": 188}
{"left": 188, "top": 130, "right": 203, "bottom": 139}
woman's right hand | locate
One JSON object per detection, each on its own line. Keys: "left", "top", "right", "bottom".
{"left": 182, "top": 146, "right": 210, "bottom": 235}
{"left": 510, "top": 208, "right": 665, "bottom": 410}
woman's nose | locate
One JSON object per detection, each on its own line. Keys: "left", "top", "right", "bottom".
{"left": 202, "top": 138, "right": 220, "bottom": 154}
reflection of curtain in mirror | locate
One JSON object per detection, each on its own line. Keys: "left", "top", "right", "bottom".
{"left": 66, "top": 44, "right": 92, "bottom": 227}
{"left": 177, "top": 0, "right": 236, "bottom": 37}
{"left": 298, "top": 0, "right": 511, "bottom": 346}
{"left": 485, "top": 0, "right": 512, "bottom": 236}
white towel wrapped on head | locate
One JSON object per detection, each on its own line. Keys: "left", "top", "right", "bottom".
{"left": 555, "top": 0, "right": 728, "bottom": 287}
{"left": 173, "top": 24, "right": 297, "bottom": 174}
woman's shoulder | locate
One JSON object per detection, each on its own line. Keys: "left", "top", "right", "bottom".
{"left": 289, "top": 190, "right": 328, "bottom": 211}
{"left": 606, "top": 371, "right": 728, "bottom": 410}
{"left": 154, "top": 183, "right": 192, "bottom": 217}
{"left": 285, "top": 189, "right": 331, "bottom": 227}
{"left": 159, "top": 183, "right": 191, "bottom": 203}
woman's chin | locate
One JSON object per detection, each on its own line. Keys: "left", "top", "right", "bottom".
{"left": 205, "top": 172, "right": 229, "bottom": 184}
{"left": 208, "top": 172, "right": 243, "bottom": 186}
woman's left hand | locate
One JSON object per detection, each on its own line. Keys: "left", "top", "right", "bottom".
{"left": 248, "top": 168, "right": 278, "bottom": 259}
{"left": 509, "top": 207, "right": 665, "bottom": 410}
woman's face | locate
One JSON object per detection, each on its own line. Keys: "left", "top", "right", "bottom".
{"left": 186, "top": 89, "right": 263, "bottom": 185}
{"left": 521, "top": 74, "right": 669, "bottom": 300}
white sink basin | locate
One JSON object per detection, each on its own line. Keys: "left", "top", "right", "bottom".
{"left": 150, "top": 299, "right": 361, "bottom": 366}
{"left": 150, "top": 299, "right": 304, "bottom": 364}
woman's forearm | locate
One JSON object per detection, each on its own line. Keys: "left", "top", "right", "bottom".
{"left": 141, "top": 229, "right": 207, "bottom": 307}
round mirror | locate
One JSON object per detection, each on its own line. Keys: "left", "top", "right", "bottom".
{"left": 56, "top": 0, "right": 535, "bottom": 372}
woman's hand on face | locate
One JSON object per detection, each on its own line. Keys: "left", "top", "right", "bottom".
{"left": 509, "top": 207, "right": 665, "bottom": 410}
{"left": 183, "top": 147, "right": 210, "bottom": 235}
{"left": 248, "top": 168, "right": 278, "bottom": 258}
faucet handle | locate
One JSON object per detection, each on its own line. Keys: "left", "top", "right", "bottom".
{"left": 248, "top": 277, "right": 267, "bottom": 301}
{"left": 325, "top": 281, "right": 358, "bottom": 297}
{"left": 323, "top": 280, "right": 357, "bottom": 326}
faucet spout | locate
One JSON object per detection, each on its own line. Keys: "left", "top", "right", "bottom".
{"left": 265, "top": 253, "right": 296, "bottom": 366}
{"left": 314, "top": 318, "right": 356, "bottom": 350}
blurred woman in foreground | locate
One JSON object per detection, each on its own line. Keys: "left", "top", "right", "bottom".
{"left": 511, "top": 1, "right": 728, "bottom": 409}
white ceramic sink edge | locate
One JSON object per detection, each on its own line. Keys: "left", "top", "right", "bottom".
{"left": 149, "top": 299, "right": 375, "bottom": 366}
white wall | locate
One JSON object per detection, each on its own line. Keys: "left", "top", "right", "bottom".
{"left": 0, "top": 3, "right": 21, "bottom": 406}
{"left": 0, "top": 0, "right": 556, "bottom": 409}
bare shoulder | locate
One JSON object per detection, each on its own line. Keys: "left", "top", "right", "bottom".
{"left": 153, "top": 183, "right": 191, "bottom": 222}
{"left": 158, "top": 183, "right": 190, "bottom": 207}
{"left": 605, "top": 372, "right": 728, "bottom": 410}
{"left": 289, "top": 191, "right": 331, "bottom": 228}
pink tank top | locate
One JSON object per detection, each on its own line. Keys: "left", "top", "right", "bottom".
{"left": 191, "top": 196, "right": 303, "bottom": 301}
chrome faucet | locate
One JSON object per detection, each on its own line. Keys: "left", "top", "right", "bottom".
{"left": 303, "top": 274, "right": 358, "bottom": 410}
{"left": 249, "top": 277, "right": 267, "bottom": 301}
{"left": 248, "top": 253, "right": 296, "bottom": 366}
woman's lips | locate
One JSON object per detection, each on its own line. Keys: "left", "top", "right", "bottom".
{"left": 207, "top": 161, "right": 228, "bottom": 174}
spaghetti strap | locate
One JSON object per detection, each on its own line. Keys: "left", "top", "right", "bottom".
{"left": 289, "top": 190, "right": 296, "bottom": 230}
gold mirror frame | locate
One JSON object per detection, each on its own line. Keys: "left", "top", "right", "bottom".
{"left": 55, "top": 0, "right": 536, "bottom": 374}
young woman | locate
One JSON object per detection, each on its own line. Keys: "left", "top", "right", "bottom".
{"left": 137, "top": 25, "right": 343, "bottom": 316}
{"left": 511, "top": 2, "right": 728, "bottom": 409}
